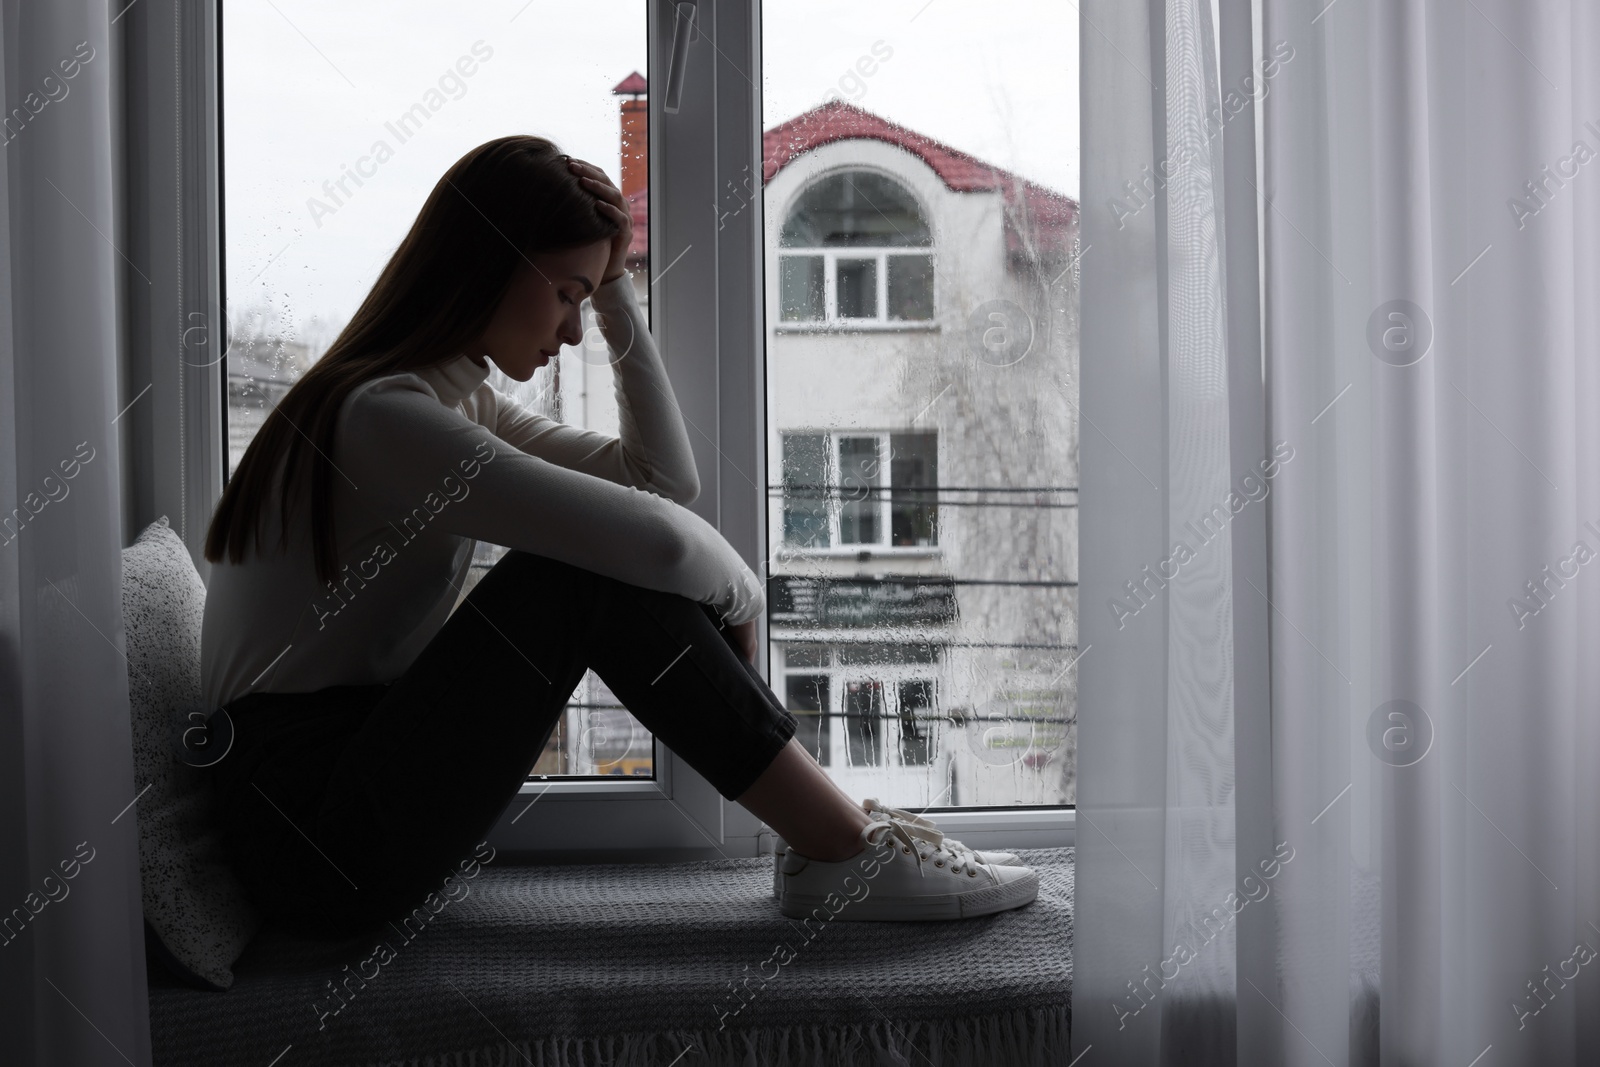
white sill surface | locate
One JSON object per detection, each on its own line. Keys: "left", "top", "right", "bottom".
{"left": 517, "top": 777, "right": 663, "bottom": 801}
{"left": 507, "top": 778, "right": 1075, "bottom": 856}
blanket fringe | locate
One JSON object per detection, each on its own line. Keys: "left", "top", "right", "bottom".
{"left": 353, "top": 1006, "right": 1072, "bottom": 1067}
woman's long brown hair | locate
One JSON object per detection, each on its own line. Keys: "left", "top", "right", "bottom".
{"left": 205, "top": 135, "right": 618, "bottom": 587}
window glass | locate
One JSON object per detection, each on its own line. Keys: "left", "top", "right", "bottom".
{"left": 781, "top": 432, "right": 831, "bottom": 546}
{"left": 784, "top": 643, "right": 830, "bottom": 668}
{"left": 836, "top": 258, "right": 878, "bottom": 319}
{"left": 779, "top": 170, "right": 931, "bottom": 247}
{"left": 223, "top": 1, "right": 649, "bottom": 780}
{"left": 897, "top": 680, "right": 937, "bottom": 766}
{"left": 837, "top": 436, "right": 882, "bottom": 544}
{"left": 785, "top": 675, "right": 831, "bottom": 766}
{"left": 837, "top": 642, "right": 937, "bottom": 666}
{"left": 886, "top": 254, "right": 934, "bottom": 321}
{"left": 889, "top": 431, "right": 938, "bottom": 546}
{"left": 763, "top": 1, "right": 1079, "bottom": 808}
{"left": 844, "top": 681, "right": 884, "bottom": 767}
{"left": 779, "top": 255, "right": 825, "bottom": 320}
{"left": 778, "top": 170, "right": 931, "bottom": 325}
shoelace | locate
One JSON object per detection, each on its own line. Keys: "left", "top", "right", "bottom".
{"left": 861, "top": 813, "right": 978, "bottom": 878}
{"left": 863, "top": 798, "right": 988, "bottom": 870}
{"left": 863, "top": 798, "right": 939, "bottom": 830}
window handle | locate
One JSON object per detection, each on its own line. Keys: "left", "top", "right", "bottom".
{"left": 663, "top": 1, "right": 698, "bottom": 114}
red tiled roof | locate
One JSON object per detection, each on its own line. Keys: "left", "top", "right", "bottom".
{"left": 762, "top": 101, "right": 1077, "bottom": 264}
{"left": 625, "top": 99, "right": 1077, "bottom": 268}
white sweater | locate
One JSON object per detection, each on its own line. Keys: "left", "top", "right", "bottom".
{"left": 200, "top": 272, "right": 763, "bottom": 711}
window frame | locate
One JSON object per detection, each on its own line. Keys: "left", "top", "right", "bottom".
{"left": 776, "top": 249, "right": 938, "bottom": 326}
{"left": 121, "top": 0, "right": 227, "bottom": 569}
{"left": 174, "top": 0, "right": 1071, "bottom": 860}
{"left": 774, "top": 165, "right": 938, "bottom": 330}
{"left": 488, "top": 0, "right": 778, "bottom": 857}
{"left": 777, "top": 647, "right": 941, "bottom": 772}
{"left": 780, "top": 428, "right": 942, "bottom": 555}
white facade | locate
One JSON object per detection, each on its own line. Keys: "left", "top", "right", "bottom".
{"left": 760, "top": 136, "right": 1080, "bottom": 808}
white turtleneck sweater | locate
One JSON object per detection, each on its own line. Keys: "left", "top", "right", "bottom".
{"left": 200, "top": 272, "right": 764, "bottom": 711}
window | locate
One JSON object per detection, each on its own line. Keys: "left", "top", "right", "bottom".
{"left": 780, "top": 434, "right": 830, "bottom": 547}
{"left": 763, "top": 1, "right": 1080, "bottom": 812}
{"left": 204, "top": 0, "right": 1076, "bottom": 853}
{"left": 222, "top": 2, "right": 654, "bottom": 783}
{"left": 898, "top": 680, "right": 937, "bottom": 766}
{"left": 777, "top": 171, "right": 934, "bottom": 325}
{"left": 844, "top": 681, "right": 884, "bottom": 766}
{"left": 779, "top": 645, "right": 939, "bottom": 775}
{"left": 785, "top": 668, "right": 831, "bottom": 766}
{"left": 780, "top": 431, "right": 938, "bottom": 550}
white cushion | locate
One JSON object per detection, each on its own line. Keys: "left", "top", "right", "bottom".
{"left": 123, "top": 516, "right": 261, "bottom": 990}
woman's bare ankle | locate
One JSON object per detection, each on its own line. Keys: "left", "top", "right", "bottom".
{"left": 735, "top": 738, "right": 875, "bottom": 863}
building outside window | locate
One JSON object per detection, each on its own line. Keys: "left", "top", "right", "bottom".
{"left": 763, "top": 98, "right": 1079, "bottom": 810}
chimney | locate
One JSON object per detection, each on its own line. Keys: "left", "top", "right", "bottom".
{"left": 612, "top": 72, "right": 648, "bottom": 203}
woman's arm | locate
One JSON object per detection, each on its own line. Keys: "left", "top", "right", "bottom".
{"left": 490, "top": 272, "right": 701, "bottom": 504}
{"left": 338, "top": 379, "right": 762, "bottom": 625}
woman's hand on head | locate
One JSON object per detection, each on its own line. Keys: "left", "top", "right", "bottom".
{"left": 566, "top": 157, "right": 631, "bottom": 284}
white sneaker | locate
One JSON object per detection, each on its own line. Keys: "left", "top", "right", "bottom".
{"left": 861, "top": 797, "right": 1024, "bottom": 868}
{"left": 769, "top": 799, "right": 1023, "bottom": 898}
{"left": 776, "top": 815, "right": 1039, "bottom": 921}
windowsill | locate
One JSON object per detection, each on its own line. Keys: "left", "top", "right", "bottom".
{"left": 504, "top": 776, "right": 1075, "bottom": 856}
{"left": 773, "top": 321, "right": 941, "bottom": 334}
{"left": 916, "top": 807, "right": 1075, "bottom": 850}
{"left": 516, "top": 777, "right": 664, "bottom": 801}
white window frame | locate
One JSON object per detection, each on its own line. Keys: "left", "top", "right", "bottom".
{"left": 157, "top": 0, "right": 1070, "bottom": 861}
{"left": 776, "top": 249, "right": 937, "bottom": 327}
{"left": 773, "top": 165, "right": 938, "bottom": 330}
{"left": 834, "top": 431, "right": 893, "bottom": 547}
{"left": 778, "top": 650, "right": 941, "bottom": 772}
{"left": 475, "top": 0, "right": 778, "bottom": 858}
{"left": 120, "top": 1, "right": 227, "bottom": 567}
{"left": 781, "top": 428, "right": 942, "bottom": 556}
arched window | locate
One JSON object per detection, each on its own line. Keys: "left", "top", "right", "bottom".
{"left": 777, "top": 170, "right": 934, "bottom": 324}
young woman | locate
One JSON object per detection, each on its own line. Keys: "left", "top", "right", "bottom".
{"left": 200, "top": 135, "right": 1038, "bottom": 934}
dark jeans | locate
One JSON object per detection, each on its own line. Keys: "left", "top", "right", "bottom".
{"left": 207, "top": 551, "right": 796, "bottom": 937}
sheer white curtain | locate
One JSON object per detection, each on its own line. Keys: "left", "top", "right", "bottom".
{"left": 0, "top": 2, "right": 152, "bottom": 1064}
{"left": 1077, "top": 1, "right": 1600, "bottom": 1064}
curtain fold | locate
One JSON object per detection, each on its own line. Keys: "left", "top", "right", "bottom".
{"left": 1079, "top": 0, "right": 1600, "bottom": 1064}
{"left": 0, "top": 2, "right": 152, "bottom": 1064}
{"left": 1078, "top": 0, "right": 1252, "bottom": 1058}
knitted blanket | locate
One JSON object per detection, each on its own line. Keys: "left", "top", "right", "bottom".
{"left": 148, "top": 847, "right": 1073, "bottom": 1066}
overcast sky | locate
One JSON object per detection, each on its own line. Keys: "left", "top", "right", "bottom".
{"left": 223, "top": 0, "right": 1078, "bottom": 337}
